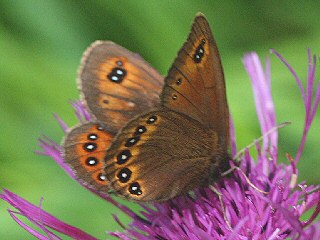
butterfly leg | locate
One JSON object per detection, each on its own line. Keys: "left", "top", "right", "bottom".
{"left": 209, "top": 184, "right": 231, "bottom": 229}
{"left": 220, "top": 166, "right": 236, "bottom": 177}
{"left": 221, "top": 165, "right": 269, "bottom": 194}
{"left": 234, "top": 167, "right": 269, "bottom": 194}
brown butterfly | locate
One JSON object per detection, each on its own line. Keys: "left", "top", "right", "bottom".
{"left": 63, "top": 13, "right": 230, "bottom": 202}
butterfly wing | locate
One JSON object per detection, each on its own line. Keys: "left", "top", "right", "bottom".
{"left": 63, "top": 122, "right": 112, "bottom": 191}
{"left": 63, "top": 42, "right": 164, "bottom": 193}
{"left": 80, "top": 41, "right": 164, "bottom": 134}
{"left": 104, "top": 110, "right": 228, "bottom": 202}
{"left": 103, "top": 14, "right": 230, "bottom": 202}
{"left": 161, "top": 13, "right": 229, "bottom": 150}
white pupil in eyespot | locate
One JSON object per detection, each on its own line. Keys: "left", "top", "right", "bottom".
{"left": 89, "top": 134, "right": 97, "bottom": 140}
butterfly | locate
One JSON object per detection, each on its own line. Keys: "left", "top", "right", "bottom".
{"left": 63, "top": 13, "right": 231, "bottom": 202}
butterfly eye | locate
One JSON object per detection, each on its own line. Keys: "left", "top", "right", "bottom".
{"left": 85, "top": 157, "right": 99, "bottom": 166}
{"left": 125, "top": 136, "right": 140, "bottom": 147}
{"left": 117, "top": 168, "right": 132, "bottom": 183}
{"left": 83, "top": 142, "right": 97, "bottom": 152}
{"left": 107, "top": 67, "right": 127, "bottom": 83}
{"left": 117, "top": 150, "right": 132, "bottom": 164}
{"left": 129, "top": 182, "right": 142, "bottom": 195}
{"left": 146, "top": 115, "right": 157, "bottom": 124}
{"left": 87, "top": 133, "right": 98, "bottom": 140}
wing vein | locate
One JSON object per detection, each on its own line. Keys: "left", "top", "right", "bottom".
{"left": 172, "top": 64, "right": 201, "bottom": 96}
{"left": 167, "top": 85, "right": 205, "bottom": 117}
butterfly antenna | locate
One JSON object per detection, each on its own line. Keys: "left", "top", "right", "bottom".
{"left": 233, "top": 121, "right": 290, "bottom": 161}
{"left": 220, "top": 122, "right": 290, "bottom": 194}
{"left": 220, "top": 122, "right": 290, "bottom": 177}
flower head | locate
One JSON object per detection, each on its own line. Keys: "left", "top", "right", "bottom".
{"left": 1, "top": 50, "right": 320, "bottom": 239}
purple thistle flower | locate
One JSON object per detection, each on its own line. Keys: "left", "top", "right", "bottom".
{"left": 1, "top": 50, "right": 320, "bottom": 239}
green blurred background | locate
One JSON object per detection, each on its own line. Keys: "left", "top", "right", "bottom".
{"left": 0, "top": 1, "right": 319, "bottom": 239}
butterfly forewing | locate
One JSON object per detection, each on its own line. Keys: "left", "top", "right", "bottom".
{"left": 80, "top": 41, "right": 164, "bottom": 134}
{"left": 161, "top": 13, "right": 229, "bottom": 150}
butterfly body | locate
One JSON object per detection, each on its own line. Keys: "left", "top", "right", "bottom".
{"left": 63, "top": 13, "right": 230, "bottom": 202}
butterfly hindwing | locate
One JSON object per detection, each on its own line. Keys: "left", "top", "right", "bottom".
{"left": 80, "top": 41, "right": 164, "bottom": 134}
{"left": 63, "top": 122, "right": 112, "bottom": 192}
{"left": 161, "top": 13, "right": 229, "bottom": 150}
{"left": 104, "top": 110, "right": 227, "bottom": 202}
